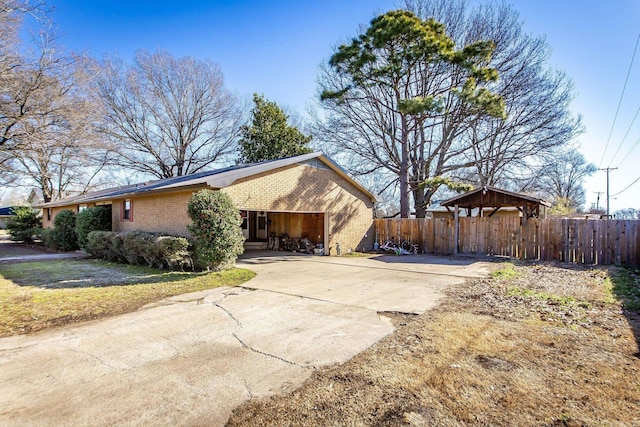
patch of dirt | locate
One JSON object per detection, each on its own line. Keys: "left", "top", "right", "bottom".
{"left": 226, "top": 262, "right": 640, "bottom": 426}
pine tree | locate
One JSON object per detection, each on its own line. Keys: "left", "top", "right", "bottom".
{"left": 320, "top": 10, "right": 504, "bottom": 217}
{"left": 238, "top": 94, "right": 312, "bottom": 164}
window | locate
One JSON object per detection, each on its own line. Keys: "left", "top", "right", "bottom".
{"left": 123, "top": 199, "right": 133, "bottom": 221}
{"left": 78, "top": 205, "right": 87, "bottom": 213}
{"left": 47, "top": 208, "right": 51, "bottom": 221}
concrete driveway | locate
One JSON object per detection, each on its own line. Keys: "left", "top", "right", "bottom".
{"left": 0, "top": 253, "right": 490, "bottom": 426}
{"left": 239, "top": 252, "right": 490, "bottom": 314}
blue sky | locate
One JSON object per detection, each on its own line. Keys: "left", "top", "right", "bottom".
{"left": 47, "top": 0, "right": 640, "bottom": 211}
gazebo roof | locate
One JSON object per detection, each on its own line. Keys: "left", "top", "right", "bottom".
{"left": 441, "top": 186, "right": 550, "bottom": 209}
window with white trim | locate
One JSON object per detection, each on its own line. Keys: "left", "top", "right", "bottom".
{"left": 123, "top": 199, "right": 132, "bottom": 221}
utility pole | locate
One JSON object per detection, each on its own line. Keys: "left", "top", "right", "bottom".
{"left": 594, "top": 191, "right": 603, "bottom": 211}
{"left": 598, "top": 168, "right": 617, "bottom": 219}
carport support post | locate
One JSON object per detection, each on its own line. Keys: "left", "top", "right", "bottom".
{"left": 324, "top": 211, "right": 330, "bottom": 256}
{"left": 454, "top": 204, "right": 459, "bottom": 255}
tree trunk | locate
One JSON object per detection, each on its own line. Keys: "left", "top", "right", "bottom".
{"left": 413, "top": 188, "right": 426, "bottom": 218}
{"left": 41, "top": 181, "right": 53, "bottom": 203}
{"left": 400, "top": 115, "right": 410, "bottom": 218}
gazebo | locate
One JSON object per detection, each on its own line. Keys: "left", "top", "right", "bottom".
{"left": 440, "top": 186, "right": 550, "bottom": 255}
{"left": 440, "top": 186, "right": 550, "bottom": 221}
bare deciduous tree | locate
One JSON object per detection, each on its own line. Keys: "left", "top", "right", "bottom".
{"left": 447, "top": 2, "right": 583, "bottom": 191}
{"left": 407, "top": 0, "right": 582, "bottom": 210}
{"left": 536, "top": 147, "right": 596, "bottom": 212}
{"left": 1, "top": 0, "right": 46, "bottom": 149}
{"left": 1, "top": 3, "right": 112, "bottom": 202}
{"left": 318, "top": 10, "right": 504, "bottom": 218}
{"left": 613, "top": 208, "right": 640, "bottom": 220}
{"left": 97, "top": 50, "right": 243, "bottom": 179}
{"left": 315, "top": 0, "right": 582, "bottom": 217}
{"left": 8, "top": 58, "right": 113, "bottom": 202}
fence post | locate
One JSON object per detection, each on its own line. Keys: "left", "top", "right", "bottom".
{"left": 562, "top": 218, "right": 569, "bottom": 263}
{"left": 454, "top": 204, "right": 459, "bottom": 255}
{"left": 615, "top": 220, "right": 622, "bottom": 266}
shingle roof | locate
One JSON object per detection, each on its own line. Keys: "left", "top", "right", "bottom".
{"left": 39, "top": 152, "right": 378, "bottom": 208}
{"left": 441, "top": 186, "right": 550, "bottom": 208}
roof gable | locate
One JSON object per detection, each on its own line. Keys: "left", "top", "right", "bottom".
{"left": 441, "top": 186, "right": 550, "bottom": 209}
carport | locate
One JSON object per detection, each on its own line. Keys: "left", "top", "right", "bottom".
{"left": 241, "top": 210, "right": 327, "bottom": 252}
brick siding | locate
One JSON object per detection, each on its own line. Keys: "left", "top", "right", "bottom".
{"left": 42, "top": 163, "right": 375, "bottom": 254}
{"left": 111, "top": 190, "right": 195, "bottom": 237}
{"left": 222, "top": 163, "right": 374, "bottom": 253}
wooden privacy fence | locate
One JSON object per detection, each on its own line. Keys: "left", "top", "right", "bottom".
{"left": 374, "top": 217, "right": 640, "bottom": 267}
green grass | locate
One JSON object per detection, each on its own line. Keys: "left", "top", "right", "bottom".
{"left": 506, "top": 285, "right": 579, "bottom": 306}
{"left": 500, "top": 265, "right": 639, "bottom": 311}
{"left": 491, "top": 263, "right": 521, "bottom": 279}
{"left": 0, "top": 259, "right": 255, "bottom": 336}
{"left": 0, "top": 259, "right": 203, "bottom": 288}
{"left": 605, "top": 268, "right": 640, "bottom": 311}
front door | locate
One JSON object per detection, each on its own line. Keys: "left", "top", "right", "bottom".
{"left": 256, "top": 211, "right": 267, "bottom": 240}
{"left": 248, "top": 211, "right": 257, "bottom": 241}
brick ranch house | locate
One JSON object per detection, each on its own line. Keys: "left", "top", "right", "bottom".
{"left": 39, "top": 152, "right": 378, "bottom": 255}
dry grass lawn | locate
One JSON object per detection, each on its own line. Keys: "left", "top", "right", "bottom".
{"left": 0, "top": 259, "right": 255, "bottom": 337}
{"left": 227, "top": 262, "right": 640, "bottom": 426}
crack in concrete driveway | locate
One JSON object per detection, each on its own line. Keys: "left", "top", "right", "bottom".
{"left": 0, "top": 253, "right": 491, "bottom": 426}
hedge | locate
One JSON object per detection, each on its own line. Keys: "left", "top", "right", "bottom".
{"left": 85, "top": 231, "right": 192, "bottom": 270}
{"left": 187, "top": 189, "right": 244, "bottom": 270}
{"left": 76, "top": 206, "right": 111, "bottom": 248}
{"left": 49, "top": 210, "right": 78, "bottom": 251}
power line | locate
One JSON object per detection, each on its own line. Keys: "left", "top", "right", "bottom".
{"left": 609, "top": 105, "right": 640, "bottom": 166}
{"left": 612, "top": 175, "right": 640, "bottom": 197}
{"left": 616, "top": 134, "right": 640, "bottom": 168}
{"left": 600, "top": 33, "right": 640, "bottom": 167}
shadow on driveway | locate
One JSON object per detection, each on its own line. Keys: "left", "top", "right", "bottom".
{"left": 370, "top": 253, "right": 479, "bottom": 267}
{"left": 238, "top": 250, "right": 315, "bottom": 265}
{"left": 240, "top": 251, "right": 492, "bottom": 281}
